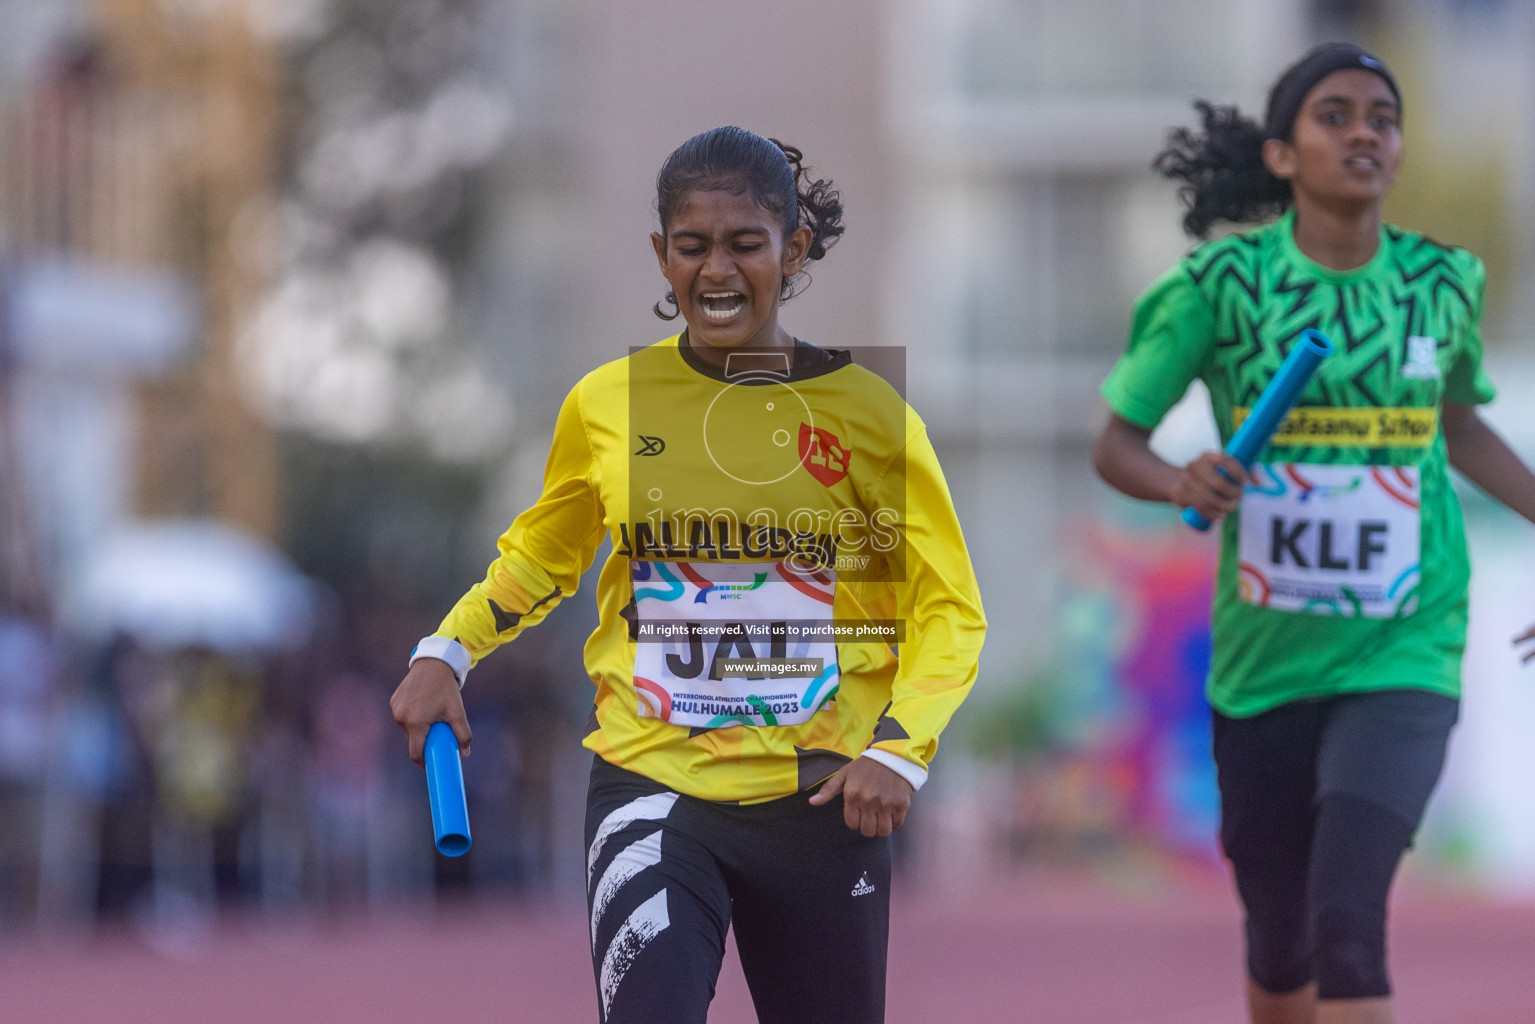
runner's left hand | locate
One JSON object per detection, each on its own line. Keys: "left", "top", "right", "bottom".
{"left": 809, "top": 757, "right": 914, "bottom": 837}
{"left": 1514, "top": 624, "right": 1535, "bottom": 664}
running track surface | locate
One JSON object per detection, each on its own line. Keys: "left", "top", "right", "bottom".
{"left": 2, "top": 870, "right": 1532, "bottom": 1023}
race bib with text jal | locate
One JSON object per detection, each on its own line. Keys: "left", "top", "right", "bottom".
{"left": 630, "top": 560, "right": 840, "bottom": 729}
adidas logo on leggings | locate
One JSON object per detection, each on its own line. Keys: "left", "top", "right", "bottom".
{"left": 851, "top": 872, "right": 875, "bottom": 897}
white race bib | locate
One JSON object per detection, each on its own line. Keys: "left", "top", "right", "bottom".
{"left": 630, "top": 560, "right": 840, "bottom": 729}
{"left": 1237, "top": 463, "right": 1421, "bottom": 618}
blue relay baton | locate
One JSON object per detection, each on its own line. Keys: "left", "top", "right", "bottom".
{"left": 425, "top": 722, "right": 471, "bottom": 856}
{"left": 1182, "top": 328, "right": 1335, "bottom": 531}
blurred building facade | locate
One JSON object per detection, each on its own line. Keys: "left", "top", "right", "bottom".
{"left": 1, "top": 0, "right": 280, "bottom": 605}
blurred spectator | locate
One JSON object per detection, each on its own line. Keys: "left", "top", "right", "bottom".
{"left": 138, "top": 649, "right": 262, "bottom": 951}
{"left": 35, "top": 640, "right": 136, "bottom": 932}
{"left": 246, "top": 683, "right": 312, "bottom": 917}
{"left": 92, "top": 637, "right": 161, "bottom": 923}
{"left": 0, "top": 604, "right": 58, "bottom": 931}
{"left": 311, "top": 670, "right": 396, "bottom": 911}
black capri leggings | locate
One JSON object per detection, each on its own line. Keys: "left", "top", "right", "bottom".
{"left": 584, "top": 755, "right": 890, "bottom": 1024}
{"left": 1213, "top": 689, "right": 1458, "bottom": 1001}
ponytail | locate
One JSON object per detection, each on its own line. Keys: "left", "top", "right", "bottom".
{"left": 1154, "top": 101, "right": 1290, "bottom": 238}
{"left": 771, "top": 139, "right": 844, "bottom": 298}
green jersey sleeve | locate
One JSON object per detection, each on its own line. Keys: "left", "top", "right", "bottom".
{"left": 1443, "top": 255, "right": 1497, "bottom": 406}
{"left": 1101, "top": 262, "right": 1219, "bottom": 429}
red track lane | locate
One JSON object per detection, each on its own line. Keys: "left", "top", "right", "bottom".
{"left": 2, "top": 872, "right": 1531, "bottom": 1023}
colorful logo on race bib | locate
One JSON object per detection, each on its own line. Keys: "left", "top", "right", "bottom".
{"left": 799, "top": 424, "right": 851, "bottom": 487}
{"left": 634, "top": 561, "right": 769, "bottom": 604}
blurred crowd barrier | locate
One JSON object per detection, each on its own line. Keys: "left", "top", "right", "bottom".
{"left": 0, "top": 541, "right": 594, "bottom": 945}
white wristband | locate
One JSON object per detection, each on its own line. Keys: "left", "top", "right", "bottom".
{"left": 859, "top": 748, "right": 928, "bottom": 791}
{"left": 409, "top": 636, "right": 471, "bottom": 689}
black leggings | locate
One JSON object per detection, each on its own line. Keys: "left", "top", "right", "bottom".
{"left": 1213, "top": 690, "right": 1457, "bottom": 1000}
{"left": 584, "top": 756, "right": 890, "bottom": 1024}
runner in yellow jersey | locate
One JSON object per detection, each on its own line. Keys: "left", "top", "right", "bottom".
{"left": 391, "top": 126, "right": 985, "bottom": 1024}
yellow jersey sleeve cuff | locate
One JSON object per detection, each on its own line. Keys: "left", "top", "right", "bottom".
{"left": 410, "top": 636, "right": 471, "bottom": 689}
{"left": 860, "top": 748, "right": 927, "bottom": 791}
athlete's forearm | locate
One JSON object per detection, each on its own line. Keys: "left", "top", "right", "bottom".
{"left": 1442, "top": 402, "right": 1535, "bottom": 525}
{"left": 435, "top": 549, "right": 573, "bottom": 668}
{"left": 1092, "top": 414, "right": 1182, "bottom": 503}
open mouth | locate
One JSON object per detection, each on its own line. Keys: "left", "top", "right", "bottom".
{"left": 699, "top": 291, "right": 747, "bottom": 321}
{"left": 1344, "top": 155, "right": 1380, "bottom": 173}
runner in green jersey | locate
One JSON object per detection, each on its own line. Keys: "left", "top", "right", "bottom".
{"left": 1094, "top": 44, "right": 1535, "bottom": 1024}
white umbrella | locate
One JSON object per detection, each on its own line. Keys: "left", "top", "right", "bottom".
{"left": 63, "top": 519, "right": 316, "bottom": 655}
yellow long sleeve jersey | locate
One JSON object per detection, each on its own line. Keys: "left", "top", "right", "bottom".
{"left": 430, "top": 335, "right": 986, "bottom": 803}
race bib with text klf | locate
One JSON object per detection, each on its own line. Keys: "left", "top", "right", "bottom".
{"left": 1237, "top": 464, "right": 1421, "bottom": 618}
{"left": 630, "top": 560, "right": 840, "bottom": 729}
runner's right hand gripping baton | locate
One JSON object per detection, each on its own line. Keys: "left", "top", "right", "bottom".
{"left": 1181, "top": 328, "right": 1335, "bottom": 531}
{"left": 425, "top": 722, "right": 472, "bottom": 856}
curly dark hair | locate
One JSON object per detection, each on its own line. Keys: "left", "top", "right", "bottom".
{"left": 653, "top": 127, "right": 845, "bottom": 317}
{"left": 1153, "top": 100, "right": 1292, "bottom": 238}
{"left": 1155, "top": 43, "right": 1402, "bottom": 238}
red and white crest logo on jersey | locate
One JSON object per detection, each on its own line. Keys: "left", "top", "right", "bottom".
{"left": 799, "top": 423, "right": 851, "bottom": 487}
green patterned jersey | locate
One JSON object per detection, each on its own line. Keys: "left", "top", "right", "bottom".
{"left": 1102, "top": 209, "right": 1496, "bottom": 716}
